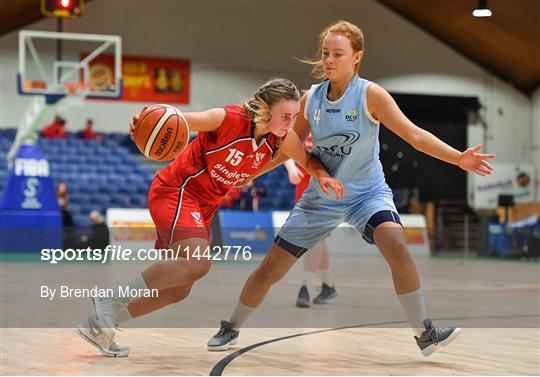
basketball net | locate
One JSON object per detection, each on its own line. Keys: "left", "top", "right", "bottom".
{"left": 55, "top": 82, "right": 90, "bottom": 114}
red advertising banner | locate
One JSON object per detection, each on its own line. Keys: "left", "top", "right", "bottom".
{"left": 84, "top": 54, "right": 190, "bottom": 103}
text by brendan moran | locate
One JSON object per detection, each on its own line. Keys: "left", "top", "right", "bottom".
{"left": 40, "top": 285, "right": 158, "bottom": 301}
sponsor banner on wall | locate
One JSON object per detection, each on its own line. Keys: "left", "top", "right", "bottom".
{"left": 469, "top": 163, "right": 536, "bottom": 209}
{"left": 83, "top": 54, "right": 190, "bottom": 103}
{"left": 272, "top": 211, "right": 430, "bottom": 256}
{"left": 218, "top": 210, "right": 274, "bottom": 253}
{"left": 106, "top": 208, "right": 156, "bottom": 250}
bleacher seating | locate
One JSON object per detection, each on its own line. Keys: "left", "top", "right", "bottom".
{"left": 0, "top": 128, "right": 297, "bottom": 227}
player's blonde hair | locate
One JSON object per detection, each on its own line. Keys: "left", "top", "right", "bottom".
{"left": 243, "top": 78, "right": 300, "bottom": 159}
{"left": 301, "top": 20, "right": 365, "bottom": 80}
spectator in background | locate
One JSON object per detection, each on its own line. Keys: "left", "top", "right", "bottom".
{"left": 87, "top": 210, "right": 110, "bottom": 250}
{"left": 80, "top": 119, "right": 102, "bottom": 140}
{"left": 57, "top": 181, "right": 75, "bottom": 248}
{"left": 238, "top": 179, "right": 267, "bottom": 211}
{"left": 42, "top": 115, "right": 67, "bottom": 139}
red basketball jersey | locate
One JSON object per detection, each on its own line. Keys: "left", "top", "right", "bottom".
{"left": 156, "top": 105, "right": 281, "bottom": 204}
{"left": 294, "top": 165, "right": 310, "bottom": 202}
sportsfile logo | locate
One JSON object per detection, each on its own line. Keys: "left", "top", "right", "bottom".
{"left": 316, "top": 131, "right": 360, "bottom": 159}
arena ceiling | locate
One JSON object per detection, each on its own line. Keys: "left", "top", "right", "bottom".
{"left": 378, "top": 0, "right": 540, "bottom": 94}
{"left": 1, "top": 0, "right": 538, "bottom": 95}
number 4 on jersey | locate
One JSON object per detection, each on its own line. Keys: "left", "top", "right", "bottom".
{"left": 225, "top": 148, "right": 244, "bottom": 166}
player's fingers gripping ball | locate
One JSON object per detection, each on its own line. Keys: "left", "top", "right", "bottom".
{"left": 133, "top": 104, "right": 190, "bottom": 160}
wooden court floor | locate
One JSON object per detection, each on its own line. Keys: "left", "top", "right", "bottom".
{"left": 1, "top": 255, "right": 539, "bottom": 375}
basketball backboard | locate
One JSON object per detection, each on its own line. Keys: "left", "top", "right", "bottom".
{"left": 17, "top": 30, "right": 122, "bottom": 102}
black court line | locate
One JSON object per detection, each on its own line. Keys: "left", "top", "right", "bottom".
{"left": 209, "top": 314, "right": 539, "bottom": 376}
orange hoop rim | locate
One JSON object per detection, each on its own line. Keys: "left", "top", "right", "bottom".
{"left": 63, "top": 82, "right": 89, "bottom": 96}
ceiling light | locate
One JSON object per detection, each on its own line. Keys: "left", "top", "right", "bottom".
{"left": 473, "top": 0, "right": 492, "bottom": 17}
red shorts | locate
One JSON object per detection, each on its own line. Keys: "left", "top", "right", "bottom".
{"left": 148, "top": 177, "right": 218, "bottom": 248}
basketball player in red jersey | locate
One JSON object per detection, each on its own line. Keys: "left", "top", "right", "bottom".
{"left": 284, "top": 135, "right": 337, "bottom": 308}
{"left": 75, "top": 78, "right": 344, "bottom": 357}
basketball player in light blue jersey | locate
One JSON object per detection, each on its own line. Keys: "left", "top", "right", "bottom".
{"left": 208, "top": 20, "right": 495, "bottom": 356}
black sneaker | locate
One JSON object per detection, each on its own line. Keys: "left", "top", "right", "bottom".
{"left": 313, "top": 283, "right": 337, "bottom": 304}
{"left": 415, "top": 318, "right": 461, "bottom": 356}
{"left": 207, "top": 320, "right": 240, "bottom": 351}
{"left": 296, "top": 284, "right": 310, "bottom": 308}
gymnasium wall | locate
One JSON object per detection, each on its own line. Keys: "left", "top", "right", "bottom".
{"left": 0, "top": 0, "right": 537, "bottom": 166}
{"left": 532, "top": 88, "right": 540, "bottom": 200}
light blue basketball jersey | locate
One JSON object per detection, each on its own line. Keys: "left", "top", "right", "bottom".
{"left": 304, "top": 76, "right": 388, "bottom": 198}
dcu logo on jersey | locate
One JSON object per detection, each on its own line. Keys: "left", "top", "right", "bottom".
{"left": 345, "top": 108, "right": 359, "bottom": 122}
{"left": 316, "top": 132, "right": 360, "bottom": 159}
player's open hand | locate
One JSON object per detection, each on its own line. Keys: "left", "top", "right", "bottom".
{"left": 458, "top": 144, "right": 496, "bottom": 176}
{"left": 318, "top": 176, "right": 344, "bottom": 200}
{"left": 129, "top": 106, "right": 148, "bottom": 141}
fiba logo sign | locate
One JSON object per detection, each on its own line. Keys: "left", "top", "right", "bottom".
{"left": 14, "top": 158, "right": 49, "bottom": 177}
{"left": 20, "top": 177, "right": 42, "bottom": 209}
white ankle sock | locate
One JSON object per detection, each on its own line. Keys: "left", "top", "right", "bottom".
{"left": 116, "top": 305, "right": 133, "bottom": 324}
{"left": 318, "top": 268, "right": 333, "bottom": 287}
{"left": 301, "top": 271, "right": 316, "bottom": 289}
{"left": 397, "top": 288, "right": 428, "bottom": 337}
{"left": 229, "top": 301, "right": 255, "bottom": 329}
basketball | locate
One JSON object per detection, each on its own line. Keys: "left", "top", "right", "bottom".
{"left": 133, "top": 104, "right": 189, "bottom": 160}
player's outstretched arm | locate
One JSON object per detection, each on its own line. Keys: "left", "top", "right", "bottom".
{"left": 281, "top": 131, "right": 344, "bottom": 200}
{"left": 367, "top": 84, "right": 496, "bottom": 176}
{"left": 129, "top": 107, "right": 226, "bottom": 140}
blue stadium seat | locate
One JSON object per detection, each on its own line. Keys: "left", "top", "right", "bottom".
{"left": 69, "top": 204, "right": 82, "bottom": 215}
{"left": 80, "top": 203, "right": 98, "bottom": 214}
{"left": 117, "top": 185, "right": 137, "bottom": 195}
{"left": 70, "top": 193, "right": 90, "bottom": 204}
{"left": 110, "top": 194, "right": 130, "bottom": 207}
{"left": 74, "top": 215, "right": 92, "bottom": 228}
{"left": 99, "top": 185, "right": 118, "bottom": 195}
{"left": 125, "top": 174, "right": 144, "bottom": 185}
{"left": 85, "top": 156, "right": 100, "bottom": 164}
{"left": 130, "top": 194, "right": 147, "bottom": 208}
{"left": 136, "top": 184, "right": 149, "bottom": 195}
{"left": 90, "top": 194, "right": 110, "bottom": 207}
{"left": 76, "top": 185, "right": 94, "bottom": 194}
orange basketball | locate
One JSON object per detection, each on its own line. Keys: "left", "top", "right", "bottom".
{"left": 133, "top": 104, "right": 189, "bottom": 161}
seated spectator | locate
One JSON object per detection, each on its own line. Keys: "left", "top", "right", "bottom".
{"left": 88, "top": 210, "right": 110, "bottom": 250}
{"left": 42, "top": 115, "right": 67, "bottom": 139}
{"left": 69, "top": 210, "right": 110, "bottom": 251}
{"left": 57, "top": 181, "right": 75, "bottom": 248}
{"left": 80, "top": 119, "right": 102, "bottom": 140}
{"left": 238, "top": 180, "right": 267, "bottom": 211}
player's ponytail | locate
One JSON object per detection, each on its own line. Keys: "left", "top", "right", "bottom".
{"left": 243, "top": 78, "right": 300, "bottom": 160}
